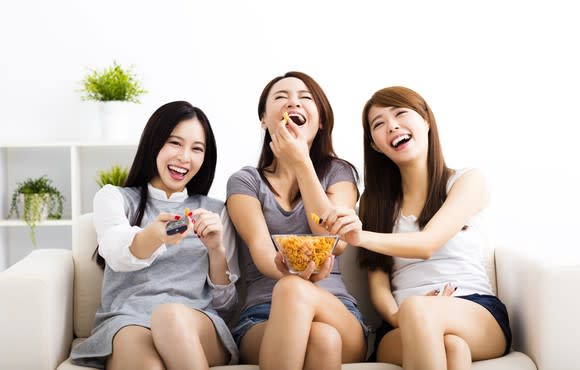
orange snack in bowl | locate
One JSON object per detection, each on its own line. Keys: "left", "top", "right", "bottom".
{"left": 273, "top": 234, "right": 337, "bottom": 273}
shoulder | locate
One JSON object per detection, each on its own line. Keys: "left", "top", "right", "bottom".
{"left": 447, "top": 168, "right": 487, "bottom": 195}
{"left": 326, "top": 158, "right": 358, "bottom": 184}
{"left": 226, "top": 166, "right": 262, "bottom": 194}
{"left": 195, "top": 194, "right": 225, "bottom": 213}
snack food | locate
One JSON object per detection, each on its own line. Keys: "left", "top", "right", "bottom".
{"left": 283, "top": 112, "right": 290, "bottom": 124}
{"left": 310, "top": 212, "right": 323, "bottom": 225}
{"left": 272, "top": 234, "right": 338, "bottom": 273}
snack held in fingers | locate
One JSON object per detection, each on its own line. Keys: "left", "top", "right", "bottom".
{"left": 282, "top": 112, "right": 290, "bottom": 124}
{"left": 272, "top": 234, "right": 338, "bottom": 273}
{"left": 310, "top": 212, "right": 323, "bottom": 225}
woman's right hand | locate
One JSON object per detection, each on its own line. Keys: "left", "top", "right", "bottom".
{"left": 149, "top": 212, "right": 193, "bottom": 246}
{"left": 322, "top": 206, "right": 364, "bottom": 246}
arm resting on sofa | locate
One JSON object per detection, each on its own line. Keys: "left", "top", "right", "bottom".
{"left": 0, "top": 249, "right": 74, "bottom": 370}
{"left": 495, "top": 245, "right": 579, "bottom": 370}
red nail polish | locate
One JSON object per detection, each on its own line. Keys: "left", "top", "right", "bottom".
{"left": 175, "top": 215, "right": 181, "bottom": 220}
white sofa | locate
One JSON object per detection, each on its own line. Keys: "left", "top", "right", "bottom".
{"left": 0, "top": 213, "right": 577, "bottom": 369}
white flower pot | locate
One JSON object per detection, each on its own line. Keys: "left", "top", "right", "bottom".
{"left": 99, "top": 101, "right": 134, "bottom": 142}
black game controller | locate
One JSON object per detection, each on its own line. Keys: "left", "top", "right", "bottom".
{"left": 166, "top": 218, "right": 189, "bottom": 235}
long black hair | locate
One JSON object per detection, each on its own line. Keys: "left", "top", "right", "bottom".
{"left": 94, "top": 101, "right": 217, "bottom": 269}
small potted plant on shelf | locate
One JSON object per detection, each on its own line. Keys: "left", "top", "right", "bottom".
{"left": 95, "top": 164, "right": 129, "bottom": 188}
{"left": 79, "top": 61, "right": 147, "bottom": 141}
{"left": 8, "top": 175, "right": 65, "bottom": 246}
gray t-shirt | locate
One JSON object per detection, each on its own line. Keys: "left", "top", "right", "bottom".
{"left": 226, "top": 159, "right": 358, "bottom": 311}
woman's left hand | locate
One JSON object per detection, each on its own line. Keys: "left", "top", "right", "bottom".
{"left": 268, "top": 119, "right": 310, "bottom": 168}
{"left": 274, "top": 251, "right": 335, "bottom": 283}
{"left": 190, "top": 208, "right": 223, "bottom": 251}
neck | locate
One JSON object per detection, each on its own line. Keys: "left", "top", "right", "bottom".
{"left": 399, "top": 160, "right": 429, "bottom": 203}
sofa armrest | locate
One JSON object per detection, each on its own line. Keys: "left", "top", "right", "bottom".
{"left": 495, "top": 245, "right": 579, "bottom": 370}
{"left": 0, "top": 249, "right": 74, "bottom": 370}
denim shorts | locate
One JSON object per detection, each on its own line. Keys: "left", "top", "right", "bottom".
{"left": 231, "top": 299, "right": 370, "bottom": 347}
{"left": 371, "top": 294, "right": 512, "bottom": 360}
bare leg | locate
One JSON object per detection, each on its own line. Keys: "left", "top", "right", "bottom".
{"left": 150, "top": 303, "right": 228, "bottom": 370}
{"left": 239, "top": 322, "right": 267, "bottom": 364}
{"left": 397, "top": 296, "right": 506, "bottom": 370}
{"left": 444, "top": 334, "right": 471, "bottom": 370}
{"left": 304, "top": 322, "right": 342, "bottom": 370}
{"left": 259, "top": 275, "right": 366, "bottom": 370}
{"left": 106, "top": 326, "right": 165, "bottom": 370}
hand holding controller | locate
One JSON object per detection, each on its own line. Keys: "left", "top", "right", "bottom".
{"left": 166, "top": 208, "right": 193, "bottom": 235}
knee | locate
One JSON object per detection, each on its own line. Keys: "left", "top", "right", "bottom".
{"left": 150, "top": 303, "right": 198, "bottom": 339}
{"left": 397, "top": 296, "right": 431, "bottom": 328}
{"left": 308, "top": 324, "right": 342, "bottom": 360}
{"left": 137, "top": 356, "right": 165, "bottom": 370}
{"left": 444, "top": 335, "right": 471, "bottom": 362}
{"left": 271, "top": 275, "right": 313, "bottom": 305}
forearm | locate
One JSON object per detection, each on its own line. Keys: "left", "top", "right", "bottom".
{"left": 207, "top": 245, "right": 231, "bottom": 285}
{"left": 359, "top": 230, "right": 435, "bottom": 260}
{"left": 130, "top": 227, "right": 165, "bottom": 259}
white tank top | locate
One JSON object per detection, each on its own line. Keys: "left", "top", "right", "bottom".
{"left": 390, "top": 168, "right": 493, "bottom": 305}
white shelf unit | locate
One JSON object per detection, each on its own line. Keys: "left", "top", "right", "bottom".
{"left": 0, "top": 142, "right": 137, "bottom": 270}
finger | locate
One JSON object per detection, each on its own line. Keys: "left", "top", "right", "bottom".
{"left": 157, "top": 211, "right": 179, "bottom": 222}
{"left": 274, "top": 251, "right": 290, "bottom": 274}
{"left": 298, "top": 261, "right": 315, "bottom": 280}
{"left": 311, "top": 255, "right": 334, "bottom": 283}
{"left": 425, "top": 289, "right": 439, "bottom": 296}
{"left": 443, "top": 283, "right": 456, "bottom": 296}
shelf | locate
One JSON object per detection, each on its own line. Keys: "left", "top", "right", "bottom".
{"left": 0, "top": 219, "right": 73, "bottom": 227}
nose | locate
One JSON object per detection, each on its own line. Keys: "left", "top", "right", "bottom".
{"left": 286, "top": 93, "right": 301, "bottom": 108}
{"left": 177, "top": 147, "right": 191, "bottom": 162}
{"left": 388, "top": 121, "right": 400, "bottom": 134}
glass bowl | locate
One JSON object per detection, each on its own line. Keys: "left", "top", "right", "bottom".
{"left": 271, "top": 234, "right": 339, "bottom": 274}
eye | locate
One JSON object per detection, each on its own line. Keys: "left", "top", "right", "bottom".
{"left": 168, "top": 140, "right": 181, "bottom": 146}
{"left": 274, "top": 95, "right": 286, "bottom": 100}
{"left": 371, "top": 121, "right": 384, "bottom": 130}
{"left": 396, "top": 110, "right": 407, "bottom": 117}
{"left": 300, "top": 95, "right": 313, "bottom": 100}
{"left": 192, "top": 146, "right": 205, "bottom": 153}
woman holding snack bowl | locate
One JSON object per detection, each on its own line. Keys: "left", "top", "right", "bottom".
{"left": 226, "top": 71, "right": 368, "bottom": 370}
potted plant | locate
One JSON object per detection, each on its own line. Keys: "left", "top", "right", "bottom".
{"left": 8, "top": 175, "right": 65, "bottom": 246}
{"left": 95, "top": 164, "right": 129, "bottom": 188}
{"left": 79, "top": 61, "right": 147, "bottom": 141}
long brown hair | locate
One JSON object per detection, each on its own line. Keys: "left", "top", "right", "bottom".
{"left": 358, "top": 86, "right": 452, "bottom": 272}
{"left": 256, "top": 71, "right": 358, "bottom": 198}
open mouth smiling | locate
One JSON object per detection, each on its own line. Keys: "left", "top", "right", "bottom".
{"left": 283, "top": 112, "right": 306, "bottom": 126}
{"left": 391, "top": 134, "right": 411, "bottom": 148}
{"left": 168, "top": 165, "right": 189, "bottom": 177}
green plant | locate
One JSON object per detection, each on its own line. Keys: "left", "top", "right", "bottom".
{"left": 80, "top": 61, "right": 147, "bottom": 103}
{"left": 8, "top": 175, "right": 65, "bottom": 246}
{"left": 95, "top": 165, "right": 129, "bottom": 187}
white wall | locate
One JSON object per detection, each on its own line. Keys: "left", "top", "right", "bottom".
{"left": 1, "top": 0, "right": 579, "bottom": 259}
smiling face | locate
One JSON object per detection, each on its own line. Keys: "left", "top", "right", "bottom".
{"left": 262, "top": 77, "right": 321, "bottom": 145}
{"left": 150, "top": 117, "right": 206, "bottom": 196}
{"left": 368, "top": 105, "right": 430, "bottom": 165}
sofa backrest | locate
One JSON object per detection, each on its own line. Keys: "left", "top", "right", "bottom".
{"left": 72, "top": 213, "right": 497, "bottom": 338}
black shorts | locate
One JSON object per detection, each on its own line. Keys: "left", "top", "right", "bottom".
{"left": 370, "top": 294, "right": 512, "bottom": 361}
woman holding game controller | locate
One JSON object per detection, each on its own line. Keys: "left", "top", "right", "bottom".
{"left": 322, "top": 86, "right": 512, "bottom": 369}
{"left": 71, "top": 101, "right": 239, "bottom": 369}
{"left": 226, "top": 71, "right": 368, "bottom": 370}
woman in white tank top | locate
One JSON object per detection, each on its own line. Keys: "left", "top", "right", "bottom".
{"left": 322, "top": 86, "right": 511, "bottom": 370}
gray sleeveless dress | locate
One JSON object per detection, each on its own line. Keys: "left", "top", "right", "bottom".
{"left": 70, "top": 186, "right": 239, "bottom": 368}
